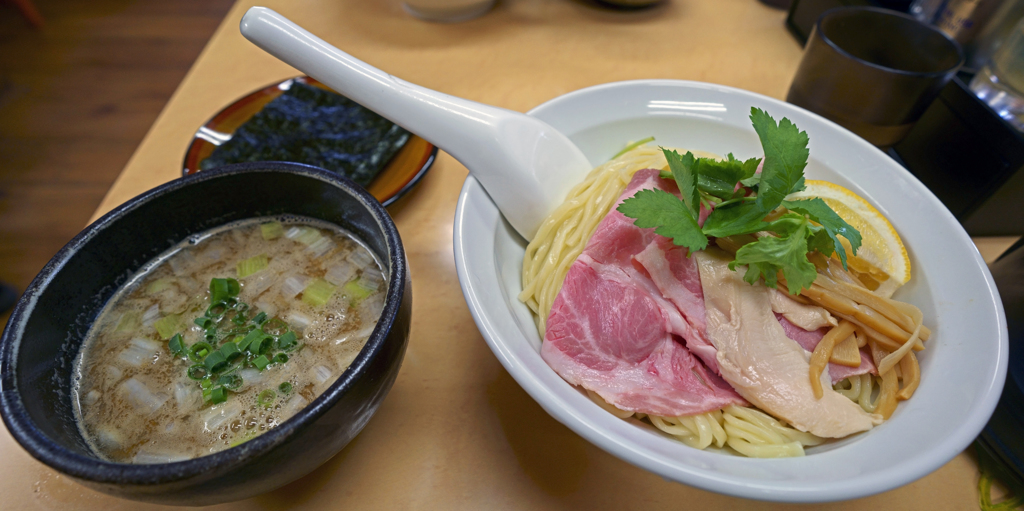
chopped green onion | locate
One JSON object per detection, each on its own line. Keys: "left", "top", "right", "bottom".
{"left": 168, "top": 334, "right": 187, "bottom": 356}
{"left": 302, "top": 278, "right": 337, "bottom": 307}
{"left": 187, "top": 364, "right": 208, "bottom": 380}
{"left": 279, "top": 382, "right": 292, "bottom": 394}
{"left": 219, "top": 342, "right": 242, "bottom": 361}
{"left": 208, "top": 387, "right": 228, "bottom": 404}
{"left": 342, "top": 280, "right": 375, "bottom": 303}
{"left": 209, "top": 278, "right": 240, "bottom": 303}
{"left": 253, "top": 355, "right": 271, "bottom": 371}
{"left": 237, "top": 254, "right": 269, "bottom": 279}
{"left": 146, "top": 277, "right": 174, "bottom": 295}
{"left": 200, "top": 376, "right": 213, "bottom": 389}
{"left": 258, "top": 389, "right": 276, "bottom": 407}
{"left": 206, "top": 302, "right": 228, "bottom": 319}
{"left": 248, "top": 335, "right": 273, "bottom": 356}
{"left": 261, "top": 221, "right": 284, "bottom": 240}
{"left": 237, "top": 329, "right": 263, "bottom": 352}
{"left": 276, "top": 331, "right": 298, "bottom": 351}
{"left": 194, "top": 317, "right": 213, "bottom": 329}
{"left": 216, "top": 374, "right": 243, "bottom": 390}
{"left": 189, "top": 342, "right": 214, "bottom": 362}
{"left": 114, "top": 311, "right": 141, "bottom": 333}
{"left": 203, "top": 351, "right": 228, "bottom": 373}
{"left": 153, "top": 314, "right": 182, "bottom": 340}
{"left": 273, "top": 353, "right": 289, "bottom": 364}
{"left": 252, "top": 312, "right": 267, "bottom": 325}
{"left": 262, "top": 317, "right": 288, "bottom": 336}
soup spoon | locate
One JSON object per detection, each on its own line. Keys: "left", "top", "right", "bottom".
{"left": 239, "top": 7, "right": 592, "bottom": 241}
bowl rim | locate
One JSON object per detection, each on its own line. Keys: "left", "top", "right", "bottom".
{"left": 0, "top": 161, "right": 407, "bottom": 485}
{"left": 453, "top": 78, "right": 1009, "bottom": 502}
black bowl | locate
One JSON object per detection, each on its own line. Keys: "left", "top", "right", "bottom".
{"left": 0, "top": 162, "right": 411, "bottom": 505}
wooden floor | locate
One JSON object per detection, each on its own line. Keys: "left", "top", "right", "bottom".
{"left": 0, "top": 0, "right": 235, "bottom": 328}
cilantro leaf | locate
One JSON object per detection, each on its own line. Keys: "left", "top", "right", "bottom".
{"left": 731, "top": 221, "right": 817, "bottom": 294}
{"left": 697, "top": 157, "right": 747, "bottom": 201}
{"left": 750, "top": 107, "right": 809, "bottom": 214}
{"left": 782, "top": 198, "right": 862, "bottom": 269}
{"left": 739, "top": 174, "right": 761, "bottom": 188}
{"left": 617, "top": 189, "right": 708, "bottom": 252}
{"left": 700, "top": 201, "right": 768, "bottom": 238}
{"left": 663, "top": 149, "right": 700, "bottom": 219}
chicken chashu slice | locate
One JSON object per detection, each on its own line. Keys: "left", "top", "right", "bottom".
{"left": 695, "top": 248, "right": 881, "bottom": 438}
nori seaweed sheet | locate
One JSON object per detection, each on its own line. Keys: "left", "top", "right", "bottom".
{"left": 200, "top": 82, "right": 411, "bottom": 186}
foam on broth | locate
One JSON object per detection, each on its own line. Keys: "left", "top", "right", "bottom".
{"left": 71, "top": 216, "right": 387, "bottom": 463}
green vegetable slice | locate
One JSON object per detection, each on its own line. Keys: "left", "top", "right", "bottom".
{"left": 302, "top": 278, "right": 337, "bottom": 307}
{"left": 237, "top": 254, "right": 268, "bottom": 278}
{"left": 153, "top": 314, "right": 182, "bottom": 340}
{"left": 261, "top": 221, "right": 284, "bottom": 240}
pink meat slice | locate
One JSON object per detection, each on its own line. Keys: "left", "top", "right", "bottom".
{"left": 541, "top": 169, "right": 746, "bottom": 417}
{"left": 777, "top": 316, "right": 877, "bottom": 383}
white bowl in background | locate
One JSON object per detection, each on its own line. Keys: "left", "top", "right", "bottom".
{"left": 453, "top": 80, "right": 1007, "bottom": 502}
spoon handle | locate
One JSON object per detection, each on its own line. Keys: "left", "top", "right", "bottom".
{"left": 240, "top": 7, "right": 591, "bottom": 239}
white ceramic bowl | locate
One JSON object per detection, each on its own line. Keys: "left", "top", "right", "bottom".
{"left": 453, "top": 80, "right": 1008, "bottom": 502}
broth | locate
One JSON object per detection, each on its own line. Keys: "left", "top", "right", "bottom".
{"left": 71, "top": 216, "right": 387, "bottom": 463}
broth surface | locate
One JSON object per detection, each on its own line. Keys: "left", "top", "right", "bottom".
{"left": 72, "top": 216, "right": 387, "bottom": 463}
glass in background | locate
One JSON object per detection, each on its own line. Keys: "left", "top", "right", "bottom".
{"left": 402, "top": 0, "right": 495, "bottom": 22}
{"left": 910, "top": 0, "right": 1024, "bottom": 70}
{"left": 787, "top": 7, "right": 963, "bottom": 148}
{"left": 970, "top": 17, "right": 1024, "bottom": 131}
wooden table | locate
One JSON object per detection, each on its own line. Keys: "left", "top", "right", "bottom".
{"left": 0, "top": 0, "right": 1017, "bottom": 508}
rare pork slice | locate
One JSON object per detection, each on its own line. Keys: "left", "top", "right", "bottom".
{"left": 541, "top": 169, "right": 746, "bottom": 417}
{"left": 695, "top": 248, "right": 881, "bottom": 437}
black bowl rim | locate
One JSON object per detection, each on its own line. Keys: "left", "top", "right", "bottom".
{"left": 0, "top": 161, "right": 407, "bottom": 485}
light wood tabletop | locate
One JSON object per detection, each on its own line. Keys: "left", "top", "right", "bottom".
{"left": 0, "top": 0, "right": 1016, "bottom": 509}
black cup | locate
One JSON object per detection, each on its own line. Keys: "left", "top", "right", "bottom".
{"left": 787, "top": 7, "right": 963, "bottom": 148}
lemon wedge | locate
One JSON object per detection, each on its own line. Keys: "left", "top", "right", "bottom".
{"left": 788, "top": 180, "right": 910, "bottom": 297}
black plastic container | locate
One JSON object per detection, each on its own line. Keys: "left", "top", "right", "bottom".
{"left": 0, "top": 162, "right": 411, "bottom": 505}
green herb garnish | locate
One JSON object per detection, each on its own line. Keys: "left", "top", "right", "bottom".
{"left": 616, "top": 107, "right": 862, "bottom": 294}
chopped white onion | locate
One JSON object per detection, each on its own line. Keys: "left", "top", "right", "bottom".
{"left": 195, "top": 243, "right": 225, "bottom": 269}
{"left": 360, "top": 270, "right": 385, "bottom": 291}
{"left": 324, "top": 263, "right": 357, "bottom": 286}
{"left": 311, "top": 365, "right": 334, "bottom": 384}
{"left": 346, "top": 249, "right": 374, "bottom": 267}
{"left": 246, "top": 272, "right": 276, "bottom": 297}
{"left": 174, "top": 381, "right": 200, "bottom": 410}
{"left": 236, "top": 368, "right": 264, "bottom": 391}
{"left": 285, "top": 226, "right": 321, "bottom": 246}
{"left": 335, "top": 325, "right": 376, "bottom": 346}
{"left": 118, "top": 338, "right": 161, "bottom": 367}
{"left": 141, "top": 303, "right": 161, "bottom": 326}
{"left": 84, "top": 389, "right": 101, "bottom": 406}
{"left": 281, "top": 275, "right": 309, "bottom": 298}
{"left": 119, "top": 378, "right": 169, "bottom": 415}
{"left": 285, "top": 310, "right": 313, "bottom": 332}
{"left": 202, "top": 401, "right": 243, "bottom": 432}
{"left": 280, "top": 394, "right": 308, "bottom": 418}
{"left": 307, "top": 237, "right": 335, "bottom": 258}
{"left": 168, "top": 250, "right": 197, "bottom": 276}
{"left": 358, "top": 296, "right": 386, "bottom": 324}
{"left": 95, "top": 427, "right": 122, "bottom": 450}
{"left": 254, "top": 299, "right": 278, "bottom": 318}
{"left": 104, "top": 365, "right": 123, "bottom": 384}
